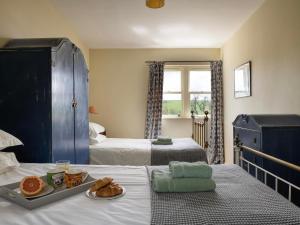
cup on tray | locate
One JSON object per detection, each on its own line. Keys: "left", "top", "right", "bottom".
{"left": 56, "top": 160, "right": 70, "bottom": 171}
{"left": 64, "top": 169, "right": 88, "bottom": 188}
{"left": 47, "top": 168, "right": 65, "bottom": 188}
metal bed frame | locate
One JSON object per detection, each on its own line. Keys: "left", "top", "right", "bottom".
{"left": 234, "top": 139, "right": 300, "bottom": 205}
{"left": 191, "top": 110, "right": 209, "bottom": 149}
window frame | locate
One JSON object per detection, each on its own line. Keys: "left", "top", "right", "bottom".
{"left": 162, "top": 65, "right": 211, "bottom": 119}
{"left": 162, "top": 67, "right": 184, "bottom": 118}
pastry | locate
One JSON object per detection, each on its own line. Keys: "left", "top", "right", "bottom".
{"left": 96, "top": 183, "right": 123, "bottom": 197}
{"left": 19, "top": 176, "right": 45, "bottom": 197}
{"left": 89, "top": 177, "right": 113, "bottom": 192}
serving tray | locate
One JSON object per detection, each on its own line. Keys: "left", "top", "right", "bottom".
{"left": 0, "top": 175, "right": 96, "bottom": 210}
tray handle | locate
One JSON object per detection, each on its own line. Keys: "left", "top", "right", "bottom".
{"left": 0, "top": 187, "right": 29, "bottom": 201}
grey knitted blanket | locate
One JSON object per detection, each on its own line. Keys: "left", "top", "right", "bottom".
{"left": 151, "top": 138, "right": 207, "bottom": 165}
{"left": 147, "top": 164, "right": 300, "bottom": 225}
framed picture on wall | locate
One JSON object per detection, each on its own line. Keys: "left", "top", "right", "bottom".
{"left": 234, "top": 61, "right": 251, "bottom": 98}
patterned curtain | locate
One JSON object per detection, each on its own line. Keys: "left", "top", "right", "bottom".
{"left": 144, "top": 62, "right": 164, "bottom": 139}
{"left": 208, "top": 61, "right": 224, "bottom": 164}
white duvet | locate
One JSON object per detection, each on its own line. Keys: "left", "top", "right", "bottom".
{"left": 0, "top": 163, "right": 151, "bottom": 225}
{"left": 89, "top": 138, "right": 151, "bottom": 166}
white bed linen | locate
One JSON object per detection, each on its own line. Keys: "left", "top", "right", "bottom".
{"left": 90, "top": 138, "right": 151, "bottom": 166}
{"left": 0, "top": 163, "right": 151, "bottom": 225}
{"left": 0, "top": 152, "right": 20, "bottom": 174}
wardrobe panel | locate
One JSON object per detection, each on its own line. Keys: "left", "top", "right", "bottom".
{"left": 51, "top": 42, "right": 75, "bottom": 163}
{"left": 73, "top": 48, "right": 89, "bottom": 164}
{"left": 0, "top": 49, "right": 52, "bottom": 162}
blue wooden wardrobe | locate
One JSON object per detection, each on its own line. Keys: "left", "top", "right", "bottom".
{"left": 0, "top": 38, "right": 89, "bottom": 164}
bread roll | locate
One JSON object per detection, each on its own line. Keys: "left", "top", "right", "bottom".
{"left": 89, "top": 177, "right": 113, "bottom": 192}
{"left": 96, "top": 183, "right": 123, "bottom": 197}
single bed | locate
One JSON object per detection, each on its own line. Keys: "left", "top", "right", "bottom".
{"left": 0, "top": 162, "right": 299, "bottom": 225}
{"left": 89, "top": 138, "right": 152, "bottom": 165}
{"left": 89, "top": 137, "right": 207, "bottom": 166}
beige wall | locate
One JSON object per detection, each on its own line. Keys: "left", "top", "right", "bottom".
{"left": 222, "top": 0, "right": 300, "bottom": 163}
{"left": 161, "top": 118, "right": 192, "bottom": 138}
{"left": 0, "top": 0, "right": 89, "bottom": 65}
{"left": 89, "top": 48, "right": 220, "bottom": 138}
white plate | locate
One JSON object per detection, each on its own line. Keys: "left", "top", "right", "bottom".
{"left": 15, "top": 185, "right": 55, "bottom": 199}
{"left": 85, "top": 186, "right": 126, "bottom": 200}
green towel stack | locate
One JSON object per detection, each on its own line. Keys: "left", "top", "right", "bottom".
{"left": 152, "top": 136, "right": 173, "bottom": 145}
{"left": 169, "top": 161, "right": 212, "bottom": 178}
{"left": 151, "top": 161, "right": 216, "bottom": 193}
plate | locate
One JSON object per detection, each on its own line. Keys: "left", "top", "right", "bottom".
{"left": 85, "top": 186, "right": 126, "bottom": 200}
{"left": 15, "top": 184, "right": 55, "bottom": 199}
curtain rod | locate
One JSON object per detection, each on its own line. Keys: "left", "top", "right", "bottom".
{"left": 145, "top": 60, "right": 214, "bottom": 63}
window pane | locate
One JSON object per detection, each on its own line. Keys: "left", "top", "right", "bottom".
{"left": 189, "top": 70, "right": 211, "bottom": 92}
{"left": 162, "top": 94, "right": 182, "bottom": 116}
{"left": 190, "top": 94, "right": 211, "bottom": 115}
{"left": 163, "top": 70, "right": 181, "bottom": 92}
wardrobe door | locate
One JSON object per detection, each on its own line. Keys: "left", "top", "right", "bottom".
{"left": 73, "top": 47, "right": 89, "bottom": 164}
{"left": 0, "top": 49, "right": 52, "bottom": 162}
{"left": 51, "top": 42, "right": 75, "bottom": 163}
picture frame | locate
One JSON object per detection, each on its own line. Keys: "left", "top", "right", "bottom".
{"left": 234, "top": 61, "right": 251, "bottom": 98}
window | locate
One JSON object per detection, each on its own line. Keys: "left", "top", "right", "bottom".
{"left": 162, "top": 65, "right": 211, "bottom": 118}
{"left": 162, "top": 70, "right": 182, "bottom": 117}
{"left": 189, "top": 70, "right": 211, "bottom": 116}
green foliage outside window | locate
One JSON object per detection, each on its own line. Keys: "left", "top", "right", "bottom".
{"left": 162, "top": 100, "right": 181, "bottom": 116}
{"left": 190, "top": 95, "right": 211, "bottom": 115}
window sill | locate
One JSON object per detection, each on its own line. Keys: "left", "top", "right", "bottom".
{"left": 162, "top": 117, "right": 192, "bottom": 120}
{"left": 162, "top": 115, "right": 210, "bottom": 120}
{"left": 193, "top": 115, "right": 210, "bottom": 119}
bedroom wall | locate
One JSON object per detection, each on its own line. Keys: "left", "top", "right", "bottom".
{"left": 89, "top": 48, "right": 220, "bottom": 138}
{"left": 222, "top": 0, "right": 300, "bottom": 163}
{"left": 0, "top": 0, "right": 89, "bottom": 65}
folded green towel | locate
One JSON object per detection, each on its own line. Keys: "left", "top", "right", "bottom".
{"left": 169, "top": 161, "right": 212, "bottom": 178}
{"left": 152, "top": 140, "right": 173, "bottom": 145}
{"left": 151, "top": 169, "right": 216, "bottom": 193}
{"left": 157, "top": 136, "right": 172, "bottom": 142}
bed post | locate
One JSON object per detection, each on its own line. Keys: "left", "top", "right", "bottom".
{"left": 203, "top": 111, "right": 209, "bottom": 149}
{"left": 233, "top": 136, "right": 241, "bottom": 166}
{"left": 191, "top": 110, "right": 195, "bottom": 140}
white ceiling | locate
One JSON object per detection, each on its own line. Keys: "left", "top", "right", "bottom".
{"left": 51, "top": 0, "right": 264, "bottom": 49}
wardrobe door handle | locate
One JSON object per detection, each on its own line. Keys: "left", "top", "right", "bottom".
{"left": 72, "top": 100, "right": 78, "bottom": 108}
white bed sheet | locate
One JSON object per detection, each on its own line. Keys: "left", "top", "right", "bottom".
{"left": 0, "top": 163, "right": 150, "bottom": 225}
{"left": 89, "top": 138, "right": 151, "bottom": 166}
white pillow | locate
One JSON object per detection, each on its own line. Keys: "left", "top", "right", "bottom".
{"left": 89, "top": 134, "right": 106, "bottom": 145}
{"left": 0, "top": 130, "right": 23, "bottom": 151}
{"left": 0, "top": 152, "right": 20, "bottom": 174}
{"left": 89, "top": 122, "right": 105, "bottom": 134}
{"left": 89, "top": 125, "right": 98, "bottom": 138}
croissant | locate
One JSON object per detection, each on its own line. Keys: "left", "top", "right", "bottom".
{"left": 90, "top": 177, "right": 113, "bottom": 192}
{"left": 96, "top": 183, "right": 123, "bottom": 197}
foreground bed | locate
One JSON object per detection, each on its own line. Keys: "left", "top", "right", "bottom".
{"left": 0, "top": 163, "right": 299, "bottom": 225}
{"left": 0, "top": 164, "right": 150, "bottom": 225}
{"left": 89, "top": 138, "right": 207, "bottom": 165}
